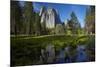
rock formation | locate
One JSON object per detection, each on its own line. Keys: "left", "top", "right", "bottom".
{"left": 39, "top": 7, "right": 62, "bottom": 29}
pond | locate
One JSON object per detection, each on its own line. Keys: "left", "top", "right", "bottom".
{"left": 76, "top": 45, "right": 88, "bottom": 62}
{"left": 11, "top": 35, "right": 95, "bottom": 66}
{"left": 39, "top": 44, "right": 89, "bottom": 64}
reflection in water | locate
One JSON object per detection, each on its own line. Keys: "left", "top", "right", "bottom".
{"left": 40, "top": 44, "right": 88, "bottom": 64}
{"left": 56, "top": 49, "right": 66, "bottom": 63}
{"left": 76, "top": 45, "right": 88, "bottom": 62}
{"left": 45, "top": 44, "right": 55, "bottom": 63}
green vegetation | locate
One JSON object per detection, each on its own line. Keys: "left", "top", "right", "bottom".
{"left": 10, "top": 1, "right": 95, "bottom": 66}
{"left": 85, "top": 6, "right": 95, "bottom": 34}
{"left": 11, "top": 1, "right": 95, "bottom": 36}
{"left": 11, "top": 35, "right": 95, "bottom": 66}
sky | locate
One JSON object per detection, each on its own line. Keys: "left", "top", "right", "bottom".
{"left": 19, "top": 1, "right": 90, "bottom": 28}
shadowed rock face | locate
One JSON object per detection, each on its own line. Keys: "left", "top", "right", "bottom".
{"left": 39, "top": 7, "right": 62, "bottom": 29}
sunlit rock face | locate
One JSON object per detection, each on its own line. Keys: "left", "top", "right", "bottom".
{"left": 39, "top": 7, "right": 61, "bottom": 29}
{"left": 39, "top": 6, "right": 46, "bottom": 24}
{"left": 46, "top": 8, "right": 55, "bottom": 28}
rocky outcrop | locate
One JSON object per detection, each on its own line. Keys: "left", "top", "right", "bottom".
{"left": 39, "top": 7, "right": 61, "bottom": 29}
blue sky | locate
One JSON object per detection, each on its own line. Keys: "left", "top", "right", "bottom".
{"left": 20, "top": 1, "right": 90, "bottom": 28}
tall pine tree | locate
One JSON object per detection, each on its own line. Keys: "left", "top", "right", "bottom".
{"left": 11, "top": 1, "right": 22, "bottom": 34}
{"left": 85, "top": 6, "right": 95, "bottom": 34}
{"left": 23, "top": 2, "right": 34, "bottom": 35}
{"left": 67, "top": 11, "right": 81, "bottom": 34}
{"left": 34, "top": 13, "right": 41, "bottom": 36}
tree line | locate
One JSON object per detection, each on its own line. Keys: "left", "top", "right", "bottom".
{"left": 11, "top": 1, "right": 41, "bottom": 35}
{"left": 10, "top": 1, "right": 95, "bottom": 36}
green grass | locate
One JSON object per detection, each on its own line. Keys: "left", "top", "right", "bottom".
{"left": 11, "top": 35, "right": 95, "bottom": 66}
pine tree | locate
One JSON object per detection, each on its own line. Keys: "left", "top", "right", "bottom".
{"left": 11, "top": 1, "right": 22, "bottom": 34}
{"left": 55, "top": 24, "right": 65, "bottom": 35}
{"left": 23, "top": 2, "right": 34, "bottom": 35}
{"left": 85, "top": 6, "right": 95, "bottom": 34}
{"left": 34, "top": 13, "right": 41, "bottom": 36}
{"left": 67, "top": 11, "right": 81, "bottom": 34}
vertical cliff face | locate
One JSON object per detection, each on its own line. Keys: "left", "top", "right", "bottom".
{"left": 39, "top": 7, "right": 47, "bottom": 34}
{"left": 39, "top": 7, "right": 61, "bottom": 29}
{"left": 46, "top": 8, "right": 56, "bottom": 28}
{"left": 39, "top": 6, "right": 46, "bottom": 24}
